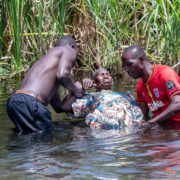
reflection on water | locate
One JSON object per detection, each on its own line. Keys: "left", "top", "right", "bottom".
{"left": 0, "top": 76, "right": 180, "bottom": 179}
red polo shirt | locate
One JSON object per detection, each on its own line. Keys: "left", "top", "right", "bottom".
{"left": 136, "top": 64, "right": 180, "bottom": 121}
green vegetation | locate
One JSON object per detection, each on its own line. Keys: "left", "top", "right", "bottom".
{"left": 0, "top": 0, "right": 179, "bottom": 79}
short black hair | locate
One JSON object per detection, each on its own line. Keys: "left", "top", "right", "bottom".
{"left": 55, "top": 36, "right": 77, "bottom": 49}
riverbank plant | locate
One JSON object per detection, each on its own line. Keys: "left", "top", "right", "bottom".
{"left": 0, "top": 0, "right": 179, "bottom": 80}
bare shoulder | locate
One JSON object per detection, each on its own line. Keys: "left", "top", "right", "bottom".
{"left": 45, "top": 46, "right": 76, "bottom": 61}
{"left": 48, "top": 46, "right": 76, "bottom": 56}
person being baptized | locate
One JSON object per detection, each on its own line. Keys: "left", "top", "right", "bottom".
{"left": 60, "top": 68, "right": 143, "bottom": 129}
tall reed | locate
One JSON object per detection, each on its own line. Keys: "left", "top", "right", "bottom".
{"left": 9, "top": 0, "right": 24, "bottom": 71}
{"left": 0, "top": 0, "right": 6, "bottom": 60}
{"left": 71, "top": 0, "right": 179, "bottom": 73}
{"left": 0, "top": 0, "right": 179, "bottom": 78}
{"left": 145, "top": 0, "right": 180, "bottom": 65}
{"left": 38, "top": 0, "right": 44, "bottom": 56}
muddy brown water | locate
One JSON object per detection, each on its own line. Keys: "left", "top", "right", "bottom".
{"left": 0, "top": 75, "right": 180, "bottom": 179}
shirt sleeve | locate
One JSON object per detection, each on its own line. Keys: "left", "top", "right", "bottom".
{"left": 136, "top": 80, "right": 146, "bottom": 103}
{"left": 71, "top": 93, "right": 93, "bottom": 118}
{"left": 160, "top": 66, "right": 180, "bottom": 99}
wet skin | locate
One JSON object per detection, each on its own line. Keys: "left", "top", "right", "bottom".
{"left": 20, "top": 45, "right": 81, "bottom": 112}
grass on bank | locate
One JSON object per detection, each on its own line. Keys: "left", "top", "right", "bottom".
{"left": 0, "top": 0, "right": 179, "bottom": 80}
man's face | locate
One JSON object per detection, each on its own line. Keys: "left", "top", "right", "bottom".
{"left": 122, "top": 55, "right": 143, "bottom": 79}
{"left": 95, "top": 69, "right": 112, "bottom": 90}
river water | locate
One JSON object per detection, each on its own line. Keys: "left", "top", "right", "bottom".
{"left": 0, "top": 76, "right": 180, "bottom": 180}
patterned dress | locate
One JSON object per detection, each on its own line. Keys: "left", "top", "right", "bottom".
{"left": 70, "top": 90, "right": 143, "bottom": 129}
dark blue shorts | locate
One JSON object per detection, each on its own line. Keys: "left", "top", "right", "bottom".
{"left": 7, "top": 93, "right": 52, "bottom": 134}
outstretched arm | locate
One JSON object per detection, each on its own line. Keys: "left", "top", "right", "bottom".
{"left": 148, "top": 94, "right": 180, "bottom": 123}
{"left": 50, "top": 81, "right": 84, "bottom": 113}
{"left": 140, "top": 94, "right": 180, "bottom": 129}
{"left": 57, "top": 93, "right": 76, "bottom": 113}
{"left": 50, "top": 90, "right": 76, "bottom": 113}
{"left": 59, "top": 78, "right": 95, "bottom": 113}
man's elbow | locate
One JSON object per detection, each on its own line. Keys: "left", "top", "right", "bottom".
{"left": 56, "top": 71, "right": 69, "bottom": 81}
{"left": 166, "top": 102, "right": 180, "bottom": 118}
{"left": 171, "top": 95, "right": 180, "bottom": 113}
{"left": 171, "top": 101, "right": 180, "bottom": 114}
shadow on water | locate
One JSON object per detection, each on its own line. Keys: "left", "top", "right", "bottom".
{"left": 0, "top": 75, "right": 180, "bottom": 179}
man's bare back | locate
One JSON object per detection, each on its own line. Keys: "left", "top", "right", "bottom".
{"left": 20, "top": 46, "right": 77, "bottom": 105}
{"left": 7, "top": 36, "right": 81, "bottom": 134}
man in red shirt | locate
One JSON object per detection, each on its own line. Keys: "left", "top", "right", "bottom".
{"left": 121, "top": 45, "right": 180, "bottom": 129}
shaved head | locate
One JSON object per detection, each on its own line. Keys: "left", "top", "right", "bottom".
{"left": 121, "top": 45, "right": 154, "bottom": 81}
{"left": 121, "top": 45, "right": 148, "bottom": 79}
{"left": 55, "top": 36, "right": 77, "bottom": 50}
{"left": 122, "top": 45, "right": 147, "bottom": 61}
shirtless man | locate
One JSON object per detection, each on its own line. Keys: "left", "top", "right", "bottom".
{"left": 121, "top": 45, "right": 180, "bottom": 129}
{"left": 7, "top": 36, "right": 83, "bottom": 134}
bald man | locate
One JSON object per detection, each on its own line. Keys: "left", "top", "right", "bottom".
{"left": 121, "top": 45, "right": 180, "bottom": 129}
{"left": 7, "top": 36, "right": 83, "bottom": 134}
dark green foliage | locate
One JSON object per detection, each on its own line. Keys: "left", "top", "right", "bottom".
{"left": 0, "top": 0, "right": 179, "bottom": 78}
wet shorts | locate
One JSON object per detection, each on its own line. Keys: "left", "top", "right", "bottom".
{"left": 7, "top": 93, "right": 52, "bottom": 134}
